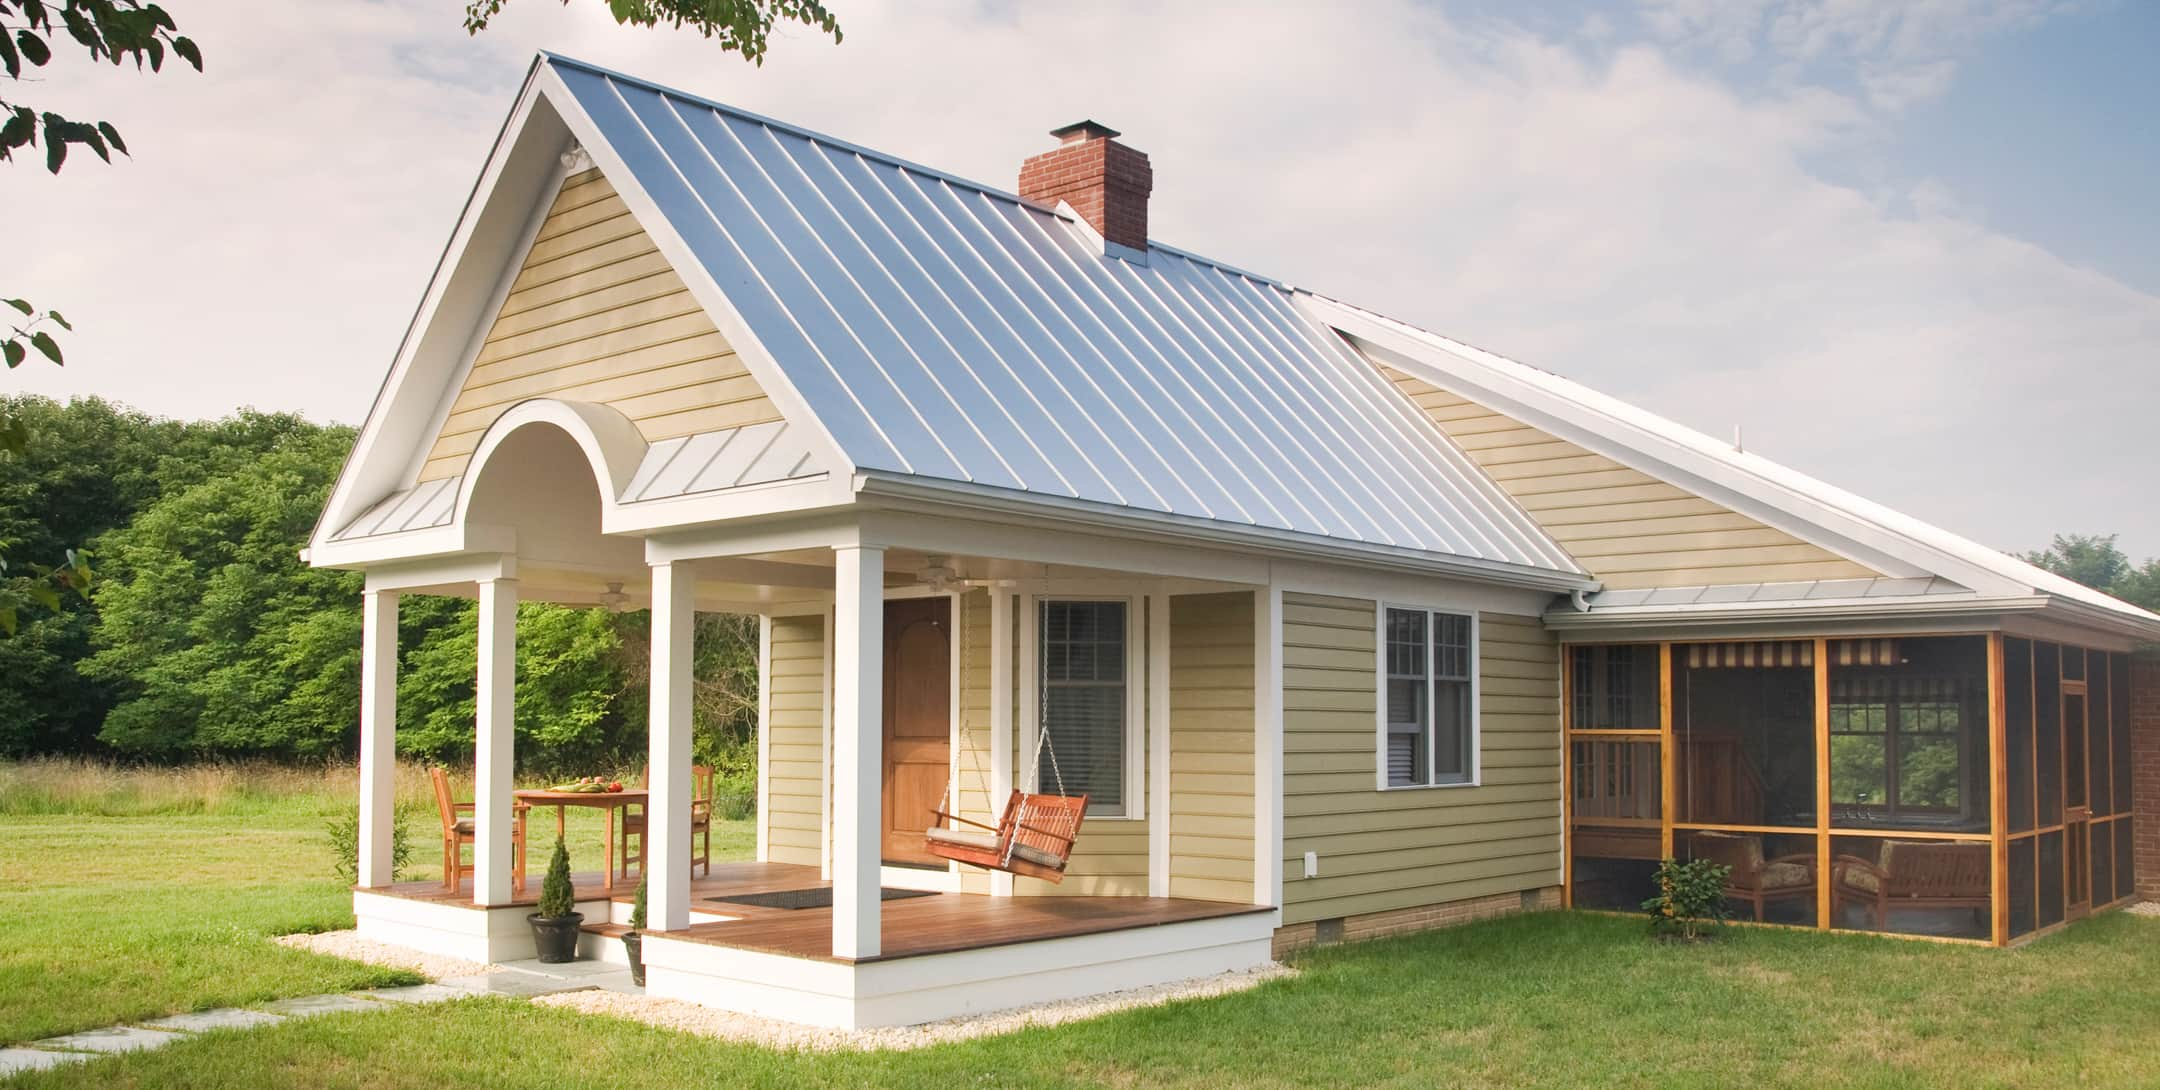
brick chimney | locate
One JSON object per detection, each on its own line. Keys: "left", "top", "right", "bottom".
{"left": 1018, "top": 121, "right": 1153, "bottom": 254}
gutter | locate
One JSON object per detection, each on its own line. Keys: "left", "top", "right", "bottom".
{"left": 851, "top": 472, "right": 1598, "bottom": 595}
{"left": 1542, "top": 593, "right": 2050, "bottom": 631}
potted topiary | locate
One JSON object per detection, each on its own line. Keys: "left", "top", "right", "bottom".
{"left": 528, "top": 836, "right": 582, "bottom": 963}
{"left": 623, "top": 877, "right": 646, "bottom": 986}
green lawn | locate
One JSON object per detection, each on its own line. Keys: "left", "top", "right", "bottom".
{"left": 10, "top": 911, "right": 2160, "bottom": 1089}
{"left": 0, "top": 768, "right": 751, "bottom": 1046}
{"left": 6, "top": 768, "right": 2160, "bottom": 1088}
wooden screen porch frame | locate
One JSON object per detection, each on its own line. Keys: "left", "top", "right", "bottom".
{"left": 1560, "top": 630, "right": 2047, "bottom": 947}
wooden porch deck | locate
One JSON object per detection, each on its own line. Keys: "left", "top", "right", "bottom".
{"left": 361, "top": 860, "right": 1269, "bottom": 964}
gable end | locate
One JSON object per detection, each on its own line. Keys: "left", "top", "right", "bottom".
{"left": 1381, "top": 366, "right": 1882, "bottom": 590}
{"left": 415, "top": 167, "right": 782, "bottom": 482}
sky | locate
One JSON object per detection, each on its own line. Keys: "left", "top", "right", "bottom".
{"left": 6, "top": 0, "right": 2157, "bottom": 561}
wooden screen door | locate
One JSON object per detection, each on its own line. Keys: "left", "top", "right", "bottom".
{"left": 881, "top": 597, "right": 951, "bottom": 867}
{"left": 2063, "top": 687, "right": 2092, "bottom": 919}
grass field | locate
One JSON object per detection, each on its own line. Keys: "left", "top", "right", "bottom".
{"left": 6, "top": 760, "right": 2160, "bottom": 1088}
{"left": 0, "top": 759, "right": 749, "bottom": 1046}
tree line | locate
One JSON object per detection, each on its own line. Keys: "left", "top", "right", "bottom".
{"left": 0, "top": 395, "right": 758, "bottom": 779}
{"left": 3, "top": 394, "right": 2152, "bottom": 773}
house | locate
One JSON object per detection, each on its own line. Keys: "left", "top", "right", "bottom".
{"left": 308, "top": 53, "right": 2160, "bottom": 1028}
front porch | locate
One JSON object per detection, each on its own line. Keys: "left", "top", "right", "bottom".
{"left": 354, "top": 861, "right": 1274, "bottom": 1028}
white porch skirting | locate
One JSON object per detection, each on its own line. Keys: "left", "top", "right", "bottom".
{"left": 350, "top": 891, "right": 734, "bottom": 965}
{"left": 639, "top": 910, "right": 1277, "bottom": 1029}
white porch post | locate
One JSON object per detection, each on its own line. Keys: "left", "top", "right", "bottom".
{"left": 988, "top": 589, "right": 1014, "bottom": 897}
{"left": 474, "top": 576, "right": 518, "bottom": 906}
{"left": 1148, "top": 589, "right": 1171, "bottom": 899}
{"left": 648, "top": 560, "right": 696, "bottom": 932}
{"left": 357, "top": 589, "right": 399, "bottom": 888}
{"left": 1254, "top": 585, "right": 1284, "bottom": 909}
{"left": 832, "top": 544, "right": 884, "bottom": 959}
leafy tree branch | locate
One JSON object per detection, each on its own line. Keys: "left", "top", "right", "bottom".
{"left": 1, "top": 0, "right": 203, "bottom": 173}
{"left": 462, "top": 0, "right": 839, "bottom": 64}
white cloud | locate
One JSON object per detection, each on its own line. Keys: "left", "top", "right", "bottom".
{"left": 1639, "top": 0, "right": 2074, "bottom": 112}
{"left": 3, "top": 0, "right": 2154, "bottom": 557}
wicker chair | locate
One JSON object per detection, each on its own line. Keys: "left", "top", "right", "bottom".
{"left": 1688, "top": 830, "right": 1815, "bottom": 922}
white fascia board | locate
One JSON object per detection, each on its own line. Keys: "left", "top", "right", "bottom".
{"left": 851, "top": 474, "right": 1594, "bottom": 593}
{"left": 532, "top": 61, "right": 856, "bottom": 492}
{"left": 313, "top": 59, "right": 569, "bottom": 549}
{"left": 310, "top": 523, "right": 518, "bottom": 571}
{"left": 1302, "top": 295, "right": 2044, "bottom": 598}
{"left": 1543, "top": 592, "right": 2048, "bottom": 632}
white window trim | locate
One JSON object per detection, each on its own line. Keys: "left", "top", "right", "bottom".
{"left": 1374, "top": 602, "right": 1482, "bottom": 792}
{"left": 1026, "top": 594, "right": 1147, "bottom": 821}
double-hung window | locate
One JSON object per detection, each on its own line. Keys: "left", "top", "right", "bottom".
{"left": 1039, "top": 599, "right": 1132, "bottom": 816}
{"left": 1383, "top": 606, "right": 1475, "bottom": 788}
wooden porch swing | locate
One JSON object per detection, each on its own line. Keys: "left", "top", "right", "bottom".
{"left": 923, "top": 703, "right": 1087, "bottom": 882}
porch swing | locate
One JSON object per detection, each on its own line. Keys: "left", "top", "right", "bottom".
{"left": 922, "top": 621, "right": 1088, "bottom": 881}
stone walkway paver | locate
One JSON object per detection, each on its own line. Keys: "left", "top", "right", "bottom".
{"left": 3, "top": 959, "right": 638, "bottom": 1073}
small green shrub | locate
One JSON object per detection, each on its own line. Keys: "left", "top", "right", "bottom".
{"left": 1642, "top": 856, "right": 1731, "bottom": 940}
{"left": 629, "top": 877, "right": 647, "bottom": 930}
{"left": 536, "top": 836, "right": 577, "bottom": 919}
{"left": 325, "top": 803, "right": 414, "bottom": 884}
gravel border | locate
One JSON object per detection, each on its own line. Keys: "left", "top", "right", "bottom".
{"left": 2124, "top": 902, "right": 2160, "bottom": 918}
{"left": 276, "top": 931, "right": 501, "bottom": 980}
{"left": 534, "top": 963, "right": 1295, "bottom": 1051}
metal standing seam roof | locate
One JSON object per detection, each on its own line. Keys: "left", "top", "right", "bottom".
{"left": 543, "top": 55, "right": 1584, "bottom": 578}
{"left": 333, "top": 420, "right": 824, "bottom": 540}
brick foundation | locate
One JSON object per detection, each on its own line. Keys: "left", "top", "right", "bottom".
{"left": 1272, "top": 886, "right": 1562, "bottom": 958}
{"left": 2133, "top": 655, "right": 2160, "bottom": 901}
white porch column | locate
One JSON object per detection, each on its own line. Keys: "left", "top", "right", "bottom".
{"left": 832, "top": 544, "right": 885, "bottom": 959}
{"left": 474, "top": 576, "right": 518, "bottom": 906}
{"left": 357, "top": 589, "right": 399, "bottom": 888}
{"left": 1148, "top": 589, "right": 1171, "bottom": 899}
{"left": 988, "top": 589, "right": 1015, "bottom": 897}
{"left": 648, "top": 560, "right": 696, "bottom": 932}
{"left": 1254, "top": 585, "right": 1284, "bottom": 909}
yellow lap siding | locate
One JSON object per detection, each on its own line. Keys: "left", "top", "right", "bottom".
{"left": 763, "top": 613, "right": 826, "bottom": 868}
{"left": 1381, "top": 368, "right": 1879, "bottom": 589}
{"left": 417, "top": 167, "right": 782, "bottom": 482}
{"left": 1280, "top": 594, "right": 1562, "bottom": 925}
{"left": 1168, "top": 592, "right": 1254, "bottom": 904}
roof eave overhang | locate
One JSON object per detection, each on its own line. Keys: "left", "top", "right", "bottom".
{"left": 853, "top": 472, "right": 1598, "bottom": 595}
{"left": 1544, "top": 591, "right": 2160, "bottom": 644}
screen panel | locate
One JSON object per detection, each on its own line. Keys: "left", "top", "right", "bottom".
{"left": 2035, "top": 643, "right": 2062, "bottom": 828}
{"left": 2038, "top": 829, "right": 2065, "bottom": 930}
{"left": 2089, "top": 653, "right": 2111, "bottom": 817}
{"left": 2005, "top": 638, "right": 2034, "bottom": 835}
{"left": 2008, "top": 836, "right": 2036, "bottom": 939}
{"left": 2112, "top": 652, "right": 2132, "bottom": 817}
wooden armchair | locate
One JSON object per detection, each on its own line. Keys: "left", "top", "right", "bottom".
{"left": 1832, "top": 839, "right": 1989, "bottom": 930}
{"left": 430, "top": 767, "right": 527, "bottom": 893}
{"left": 1688, "top": 830, "right": 1815, "bottom": 921}
{"left": 618, "top": 764, "right": 714, "bottom": 881}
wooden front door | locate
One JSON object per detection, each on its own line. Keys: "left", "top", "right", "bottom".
{"left": 882, "top": 597, "right": 951, "bottom": 867}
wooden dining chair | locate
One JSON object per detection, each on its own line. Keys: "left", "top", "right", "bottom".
{"left": 431, "top": 767, "right": 527, "bottom": 893}
{"left": 618, "top": 764, "right": 714, "bottom": 881}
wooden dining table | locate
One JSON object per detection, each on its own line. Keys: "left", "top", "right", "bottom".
{"left": 513, "top": 787, "right": 648, "bottom": 893}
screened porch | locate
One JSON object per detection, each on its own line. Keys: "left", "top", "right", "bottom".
{"left": 1564, "top": 634, "right": 2138, "bottom": 946}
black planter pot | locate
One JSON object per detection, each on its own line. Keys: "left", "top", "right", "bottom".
{"left": 622, "top": 931, "right": 645, "bottom": 986}
{"left": 528, "top": 912, "right": 584, "bottom": 964}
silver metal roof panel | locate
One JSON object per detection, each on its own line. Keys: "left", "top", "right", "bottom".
{"left": 545, "top": 56, "right": 1582, "bottom": 578}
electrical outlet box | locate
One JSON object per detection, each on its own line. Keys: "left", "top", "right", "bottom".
{"left": 1303, "top": 851, "right": 1319, "bottom": 879}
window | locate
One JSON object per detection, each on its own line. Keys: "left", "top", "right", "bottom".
{"left": 1382, "top": 606, "right": 1474, "bottom": 787}
{"left": 1039, "top": 599, "right": 1130, "bottom": 817}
